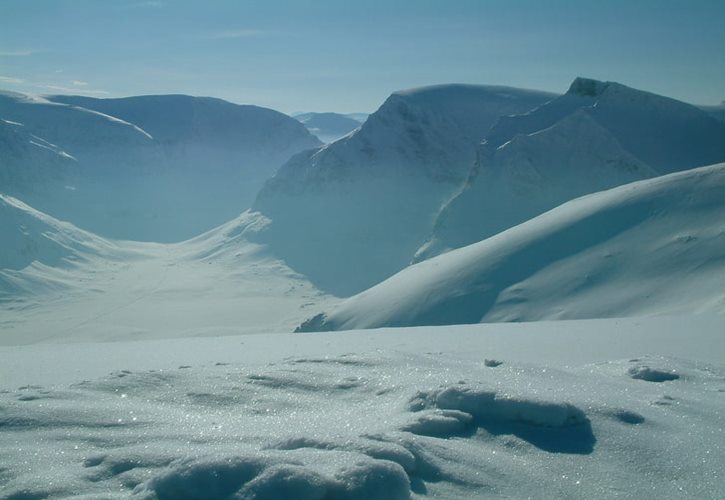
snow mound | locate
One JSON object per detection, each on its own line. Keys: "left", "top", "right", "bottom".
{"left": 252, "top": 84, "right": 555, "bottom": 295}
{"left": 301, "top": 163, "right": 725, "bottom": 330}
{"left": 420, "top": 78, "right": 725, "bottom": 259}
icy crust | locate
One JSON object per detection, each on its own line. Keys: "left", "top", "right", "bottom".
{"left": 1, "top": 350, "right": 722, "bottom": 499}
{"left": 305, "top": 163, "right": 725, "bottom": 330}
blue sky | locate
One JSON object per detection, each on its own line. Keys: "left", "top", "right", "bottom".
{"left": 1, "top": 0, "right": 723, "bottom": 113}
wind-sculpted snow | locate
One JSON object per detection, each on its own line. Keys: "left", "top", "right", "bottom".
{"left": 421, "top": 78, "right": 725, "bottom": 259}
{"left": 302, "top": 163, "right": 725, "bottom": 330}
{"left": 253, "top": 84, "right": 555, "bottom": 295}
{"left": 1, "top": 341, "right": 723, "bottom": 499}
{"left": 0, "top": 91, "right": 320, "bottom": 241}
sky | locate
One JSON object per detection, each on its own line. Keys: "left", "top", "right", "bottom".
{"left": 1, "top": 0, "right": 724, "bottom": 114}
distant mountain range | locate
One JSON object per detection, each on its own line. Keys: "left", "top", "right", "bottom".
{"left": 0, "top": 91, "right": 320, "bottom": 241}
{"left": 293, "top": 112, "right": 366, "bottom": 143}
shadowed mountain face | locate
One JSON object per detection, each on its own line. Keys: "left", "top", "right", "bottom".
{"left": 417, "top": 78, "right": 725, "bottom": 260}
{"left": 1, "top": 92, "right": 320, "bottom": 241}
{"left": 249, "top": 84, "right": 557, "bottom": 296}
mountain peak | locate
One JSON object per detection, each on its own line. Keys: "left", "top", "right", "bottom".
{"left": 567, "top": 77, "right": 610, "bottom": 97}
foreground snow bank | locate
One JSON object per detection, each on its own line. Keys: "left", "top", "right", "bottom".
{"left": 1, "top": 318, "right": 723, "bottom": 498}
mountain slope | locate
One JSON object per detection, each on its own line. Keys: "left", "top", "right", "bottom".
{"left": 299, "top": 163, "right": 725, "bottom": 331}
{"left": 418, "top": 79, "right": 725, "bottom": 260}
{"left": 251, "top": 84, "right": 556, "bottom": 295}
{"left": 0, "top": 195, "right": 337, "bottom": 343}
{"left": 1, "top": 91, "right": 320, "bottom": 241}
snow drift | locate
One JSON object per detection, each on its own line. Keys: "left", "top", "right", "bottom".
{"left": 299, "top": 163, "right": 725, "bottom": 331}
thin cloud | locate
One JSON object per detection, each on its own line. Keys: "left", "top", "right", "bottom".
{"left": 0, "top": 49, "right": 38, "bottom": 57}
{"left": 72, "top": 81, "right": 89, "bottom": 86}
{"left": 0, "top": 76, "right": 24, "bottom": 84}
{"left": 35, "top": 84, "right": 109, "bottom": 96}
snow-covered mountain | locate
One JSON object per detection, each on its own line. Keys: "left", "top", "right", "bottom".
{"left": 251, "top": 84, "right": 556, "bottom": 295}
{"left": 418, "top": 78, "right": 725, "bottom": 260}
{"left": 701, "top": 102, "right": 725, "bottom": 123}
{"left": 0, "top": 91, "right": 320, "bottom": 241}
{"left": 299, "top": 163, "right": 725, "bottom": 331}
{"left": 293, "top": 112, "right": 364, "bottom": 143}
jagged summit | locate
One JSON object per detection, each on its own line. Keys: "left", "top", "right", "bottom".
{"left": 567, "top": 77, "right": 611, "bottom": 97}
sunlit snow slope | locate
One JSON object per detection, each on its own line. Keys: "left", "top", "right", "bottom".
{"left": 300, "top": 163, "right": 725, "bottom": 331}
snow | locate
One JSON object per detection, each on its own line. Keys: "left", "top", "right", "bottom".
{"left": 2, "top": 80, "right": 725, "bottom": 498}
{"left": 301, "top": 163, "right": 725, "bottom": 331}
{"left": 0, "top": 317, "right": 723, "bottom": 498}
{"left": 421, "top": 78, "right": 725, "bottom": 259}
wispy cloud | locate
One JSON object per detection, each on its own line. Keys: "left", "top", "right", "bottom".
{"left": 204, "top": 29, "right": 275, "bottom": 40}
{"left": 72, "top": 80, "right": 89, "bottom": 86}
{"left": 0, "top": 49, "right": 39, "bottom": 57}
{"left": 0, "top": 75, "right": 24, "bottom": 84}
{"left": 38, "top": 84, "right": 109, "bottom": 95}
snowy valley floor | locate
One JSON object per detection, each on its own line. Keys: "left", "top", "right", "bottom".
{"left": 1, "top": 316, "right": 723, "bottom": 498}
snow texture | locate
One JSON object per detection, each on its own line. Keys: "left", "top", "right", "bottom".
{"left": 1, "top": 320, "right": 723, "bottom": 498}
